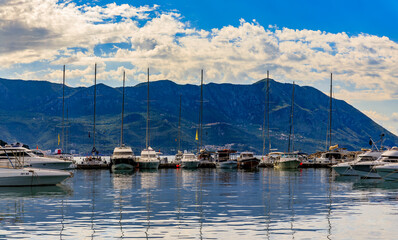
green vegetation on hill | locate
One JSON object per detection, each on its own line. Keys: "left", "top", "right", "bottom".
{"left": 0, "top": 78, "right": 396, "bottom": 155}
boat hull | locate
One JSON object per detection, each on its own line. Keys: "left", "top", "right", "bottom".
{"left": 181, "top": 161, "right": 200, "bottom": 169}
{"left": 274, "top": 160, "right": 300, "bottom": 169}
{"left": 137, "top": 161, "right": 159, "bottom": 169}
{"left": 238, "top": 158, "right": 260, "bottom": 169}
{"left": 352, "top": 164, "right": 381, "bottom": 178}
{"left": 375, "top": 166, "right": 398, "bottom": 181}
{"left": 332, "top": 165, "right": 357, "bottom": 176}
{"left": 0, "top": 168, "right": 71, "bottom": 187}
{"left": 111, "top": 158, "right": 136, "bottom": 170}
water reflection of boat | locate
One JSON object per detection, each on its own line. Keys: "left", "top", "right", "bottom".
{"left": 0, "top": 184, "right": 72, "bottom": 197}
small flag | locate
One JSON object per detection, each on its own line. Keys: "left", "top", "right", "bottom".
{"left": 58, "top": 134, "right": 60, "bottom": 145}
{"left": 195, "top": 129, "right": 198, "bottom": 141}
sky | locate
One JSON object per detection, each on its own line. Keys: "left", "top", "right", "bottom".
{"left": 0, "top": 0, "right": 397, "bottom": 135}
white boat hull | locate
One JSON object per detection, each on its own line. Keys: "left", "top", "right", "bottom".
{"left": 0, "top": 168, "right": 72, "bottom": 187}
{"left": 332, "top": 164, "right": 357, "bottom": 176}
{"left": 375, "top": 165, "right": 398, "bottom": 181}
{"left": 181, "top": 161, "right": 199, "bottom": 169}
{"left": 137, "top": 161, "right": 159, "bottom": 169}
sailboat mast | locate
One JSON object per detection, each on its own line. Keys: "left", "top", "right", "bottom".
{"left": 62, "top": 65, "right": 65, "bottom": 153}
{"left": 178, "top": 95, "right": 182, "bottom": 152}
{"left": 93, "top": 63, "right": 97, "bottom": 150}
{"left": 66, "top": 106, "right": 68, "bottom": 154}
{"left": 121, "top": 71, "right": 125, "bottom": 147}
{"left": 146, "top": 68, "right": 150, "bottom": 149}
{"left": 288, "top": 82, "right": 295, "bottom": 152}
{"left": 267, "top": 71, "right": 271, "bottom": 153}
{"left": 329, "top": 73, "right": 332, "bottom": 148}
{"left": 200, "top": 69, "right": 203, "bottom": 149}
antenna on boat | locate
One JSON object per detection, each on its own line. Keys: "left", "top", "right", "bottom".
{"left": 178, "top": 94, "right": 182, "bottom": 152}
{"left": 288, "top": 81, "right": 295, "bottom": 152}
{"left": 146, "top": 68, "right": 150, "bottom": 149}
{"left": 62, "top": 65, "right": 65, "bottom": 153}
{"left": 120, "top": 71, "right": 125, "bottom": 147}
{"left": 93, "top": 63, "right": 97, "bottom": 153}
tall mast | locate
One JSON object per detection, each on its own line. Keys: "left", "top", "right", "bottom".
{"left": 120, "top": 71, "right": 125, "bottom": 147}
{"left": 178, "top": 95, "right": 182, "bottom": 152}
{"left": 288, "top": 82, "right": 295, "bottom": 152}
{"left": 200, "top": 69, "right": 203, "bottom": 149}
{"left": 93, "top": 63, "right": 97, "bottom": 151}
{"left": 62, "top": 65, "right": 65, "bottom": 153}
{"left": 146, "top": 68, "right": 150, "bottom": 149}
{"left": 66, "top": 106, "right": 68, "bottom": 154}
{"left": 326, "top": 73, "right": 333, "bottom": 150}
{"left": 262, "top": 70, "right": 271, "bottom": 157}
{"left": 267, "top": 71, "right": 271, "bottom": 152}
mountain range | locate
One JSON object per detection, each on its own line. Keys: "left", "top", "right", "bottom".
{"left": 0, "top": 77, "right": 396, "bottom": 155}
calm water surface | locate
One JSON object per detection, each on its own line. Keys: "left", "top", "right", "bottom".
{"left": 1, "top": 168, "right": 398, "bottom": 239}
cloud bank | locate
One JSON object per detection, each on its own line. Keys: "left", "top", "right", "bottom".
{"left": 0, "top": 0, "right": 397, "bottom": 101}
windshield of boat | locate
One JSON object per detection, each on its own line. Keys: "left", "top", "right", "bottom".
{"left": 281, "top": 154, "right": 298, "bottom": 158}
{"left": 380, "top": 156, "right": 398, "bottom": 163}
{"left": 141, "top": 154, "right": 157, "bottom": 158}
{"left": 241, "top": 154, "right": 253, "bottom": 158}
{"left": 114, "top": 151, "right": 132, "bottom": 156}
{"left": 357, "top": 156, "right": 377, "bottom": 162}
{"left": 184, "top": 155, "right": 196, "bottom": 160}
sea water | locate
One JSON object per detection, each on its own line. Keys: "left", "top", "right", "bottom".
{"left": 0, "top": 168, "right": 398, "bottom": 239}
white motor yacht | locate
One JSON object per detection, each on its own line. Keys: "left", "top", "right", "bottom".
{"left": 274, "top": 153, "right": 301, "bottom": 169}
{"left": 111, "top": 145, "right": 136, "bottom": 171}
{"left": 181, "top": 152, "right": 200, "bottom": 169}
{"left": 137, "top": 147, "right": 160, "bottom": 169}
{"left": 0, "top": 167, "right": 72, "bottom": 187}
{"left": 0, "top": 146, "right": 73, "bottom": 170}
{"left": 332, "top": 151, "right": 382, "bottom": 176}
{"left": 374, "top": 147, "right": 398, "bottom": 181}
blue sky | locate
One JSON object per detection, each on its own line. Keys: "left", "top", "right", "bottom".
{"left": 0, "top": 0, "right": 397, "bottom": 135}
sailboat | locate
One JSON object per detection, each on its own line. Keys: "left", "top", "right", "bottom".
{"left": 76, "top": 64, "right": 109, "bottom": 169}
{"left": 261, "top": 71, "right": 272, "bottom": 164}
{"left": 137, "top": 68, "right": 160, "bottom": 169}
{"left": 174, "top": 95, "right": 183, "bottom": 165}
{"left": 196, "top": 69, "right": 214, "bottom": 166}
{"left": 315, "top": 73, "right": 344, "bottom": 165}
{"left": 110, "top": 71, "right": 136, "bottom": 171}
{"left": 274, "top": 81, "right": 301, "bottom": 169}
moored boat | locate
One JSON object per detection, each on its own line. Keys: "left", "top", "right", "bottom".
{"left": 237, "top": 152, "right": 260, "bottom": 169}
{"left": 111, "top": 145, "right": 136, "bottom": 171}
{"left": 274, "top": 153, "right": 301, "bottom": 169}
{"left": 181, "top": 152, "right": 199, "bottom": 169}
{"left": 332, "top": 150, "right": 382, "bottom": 176}
{"left": 137, "top": 147, "right": 160, "bottom": 169}
{"left": 374, "top": 147, "right": 398, "bottom": 181}
{"left": 0, "top": 167, "right": 72, "bottom": 187}
{"left": 216, "top": 149, "right": 237, "bottom": 169}
{"left": 0, "top": 146, "right": 73, "bottom": 170}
